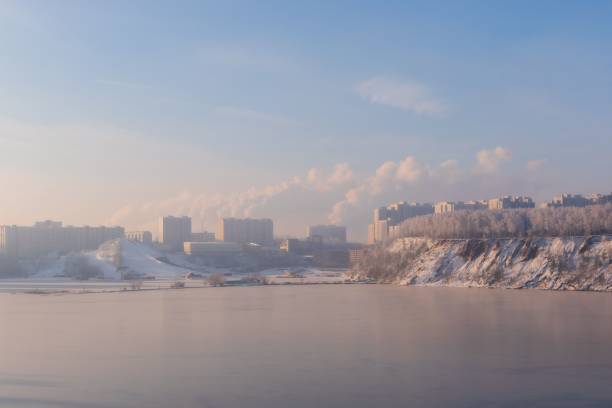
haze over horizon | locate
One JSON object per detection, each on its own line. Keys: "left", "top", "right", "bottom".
{"left": 1, "top": 1, "right": 611, "bottom": 241}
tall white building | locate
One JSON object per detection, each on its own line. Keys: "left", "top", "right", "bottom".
{"left": 159, "top": 216, "right": 192, "bottom": 251}
{"left": 368, "top": 201, "right": 433, "bottom": 244}
{"left": 216, "top": 218, "right": 273, "bottom": 246}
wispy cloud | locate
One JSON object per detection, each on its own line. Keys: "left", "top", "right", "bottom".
{"left": 306, "top": 163, "right": 354, "bottom": 192}
{"left": 355, "top": 77, "right": 446, "bottom": 115}
{"left": 211, "top": 106, "right": 302, "bottom": 128}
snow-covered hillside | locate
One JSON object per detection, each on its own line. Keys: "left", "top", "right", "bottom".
{"left": 97, "top": 239, "right": 189, "bottom": 279}
{"left": 31, "top": 239, "right": 189, "bottom": 280}
{"left": 352, "top": 236, "right": 612, "bottom": 291}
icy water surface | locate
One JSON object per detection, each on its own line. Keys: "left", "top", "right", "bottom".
{"left": 1, "top": 285, "right": 612, "bottom": 407}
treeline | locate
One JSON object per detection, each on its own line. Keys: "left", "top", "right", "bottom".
{"left": 397, "top": 204, "right": 612, "bottom": 239}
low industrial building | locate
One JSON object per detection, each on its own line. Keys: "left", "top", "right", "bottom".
{"left": 312, "top": 249, "right": 350, "bottom": 268}
{"left": 190, "top": 231, "right": 215, "bottom": 242}
{"left": 307, "top": 225, "right": 347, "bottom": 244}
{"left": 183, "top": 241, "right": 242, "bottom": 256}
{"left": 280, "top": 236, "right": 361, "bottom": 269}
{"left": 280, "top": 237, "right": 325, "bottom": 255}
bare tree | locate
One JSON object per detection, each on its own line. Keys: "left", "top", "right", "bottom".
{"left": 130, "top": 280, "right": 143, "bottom": 290}
{"left": 207, "top": 272, "right": 225, "bottom": 287}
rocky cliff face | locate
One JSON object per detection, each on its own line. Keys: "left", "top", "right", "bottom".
{"left": 352, "top": 235, "right": 612, "bottom": 291}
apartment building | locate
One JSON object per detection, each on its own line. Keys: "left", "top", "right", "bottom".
{"left": 434, "top": 200, "right": 488, "bottom": 214}
{"left": 159, "top": 216, "right": 192, "bottom": 251}
{"left": 488, "top": 196, "right": 535, "bottom": 210}
{"left": 368, "top": 201, "right": 433, "bottom": 244}
{"left": 216, "top": 218, "right": 274, "bottom": 246}
{"left": 544, "top": 192, "right": 612, "bottom": 208}
{"left": 0, "top": 221, "right": 124, "bottom": 258}
{"left": 126, "top": 231, "right": 153, "bottom": 245}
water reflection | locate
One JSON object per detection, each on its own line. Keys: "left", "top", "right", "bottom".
{"left": 1, "top": 286, "right": 612, "bottom": 407}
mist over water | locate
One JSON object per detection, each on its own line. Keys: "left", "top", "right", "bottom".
{"left": 2, "top": 286, "right": 612, "bottom": 408}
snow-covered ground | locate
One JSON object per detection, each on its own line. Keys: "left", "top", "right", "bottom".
{"left": 10, "top": 239, "right": 348, "bottom": 292}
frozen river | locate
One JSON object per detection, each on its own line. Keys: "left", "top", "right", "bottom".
{"left": 1, "top": 285, "right": 612, "bottom": 407}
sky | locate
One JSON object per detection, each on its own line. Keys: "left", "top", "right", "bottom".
{"left": 1, "top": 0, "right": 611, "bottom": 241}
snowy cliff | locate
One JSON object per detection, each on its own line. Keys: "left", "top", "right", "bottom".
{"left": 352, "top": 236, "right": 612, "bottom": 291}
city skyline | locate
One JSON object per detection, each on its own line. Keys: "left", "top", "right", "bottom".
{"left": 2, "top": 189, "right": 610, "bottom": 246}
{"left": 1, "top": 1, "right": 611, "bottom": 241}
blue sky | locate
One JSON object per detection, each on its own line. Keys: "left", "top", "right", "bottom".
{"left": 1, "top": 1, "right": 611, "bottom": 240}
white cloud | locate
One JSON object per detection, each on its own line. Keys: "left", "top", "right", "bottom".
{"left": 355, "top": 77, "right": 446, "bottom": 115}
{"left": 107, "top": 164, "right": 353, "bottom": 238}
{"left": 305, "top": 163, "right": 354, "bottom": 191}
{"left": 395, "top": 156, "right": 424, "bottom": 182}
{"left": 328, "top": 155, "right": 428, "bottom": 225}
{"left": 328, "top": 163, "right": 354, "bottom": 185}
{"left": 475, "top": 146, "right": 511, "bottom": 173}
{"left": 105, "top": 147, "right": 553, "bottom": 242}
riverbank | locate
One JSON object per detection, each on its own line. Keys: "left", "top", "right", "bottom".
{"left": 352, "top": 235, "right": 612, "bottom": 291}
{"left": 0, "top": 268, "right": 354, "bottom": 295}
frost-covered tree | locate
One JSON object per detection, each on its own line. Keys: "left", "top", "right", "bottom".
{"left": 397, "top": 204, "right": 612, "bottom": 239}
{"left": 207, "top": 272, "right": 225, "bottom": 287}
